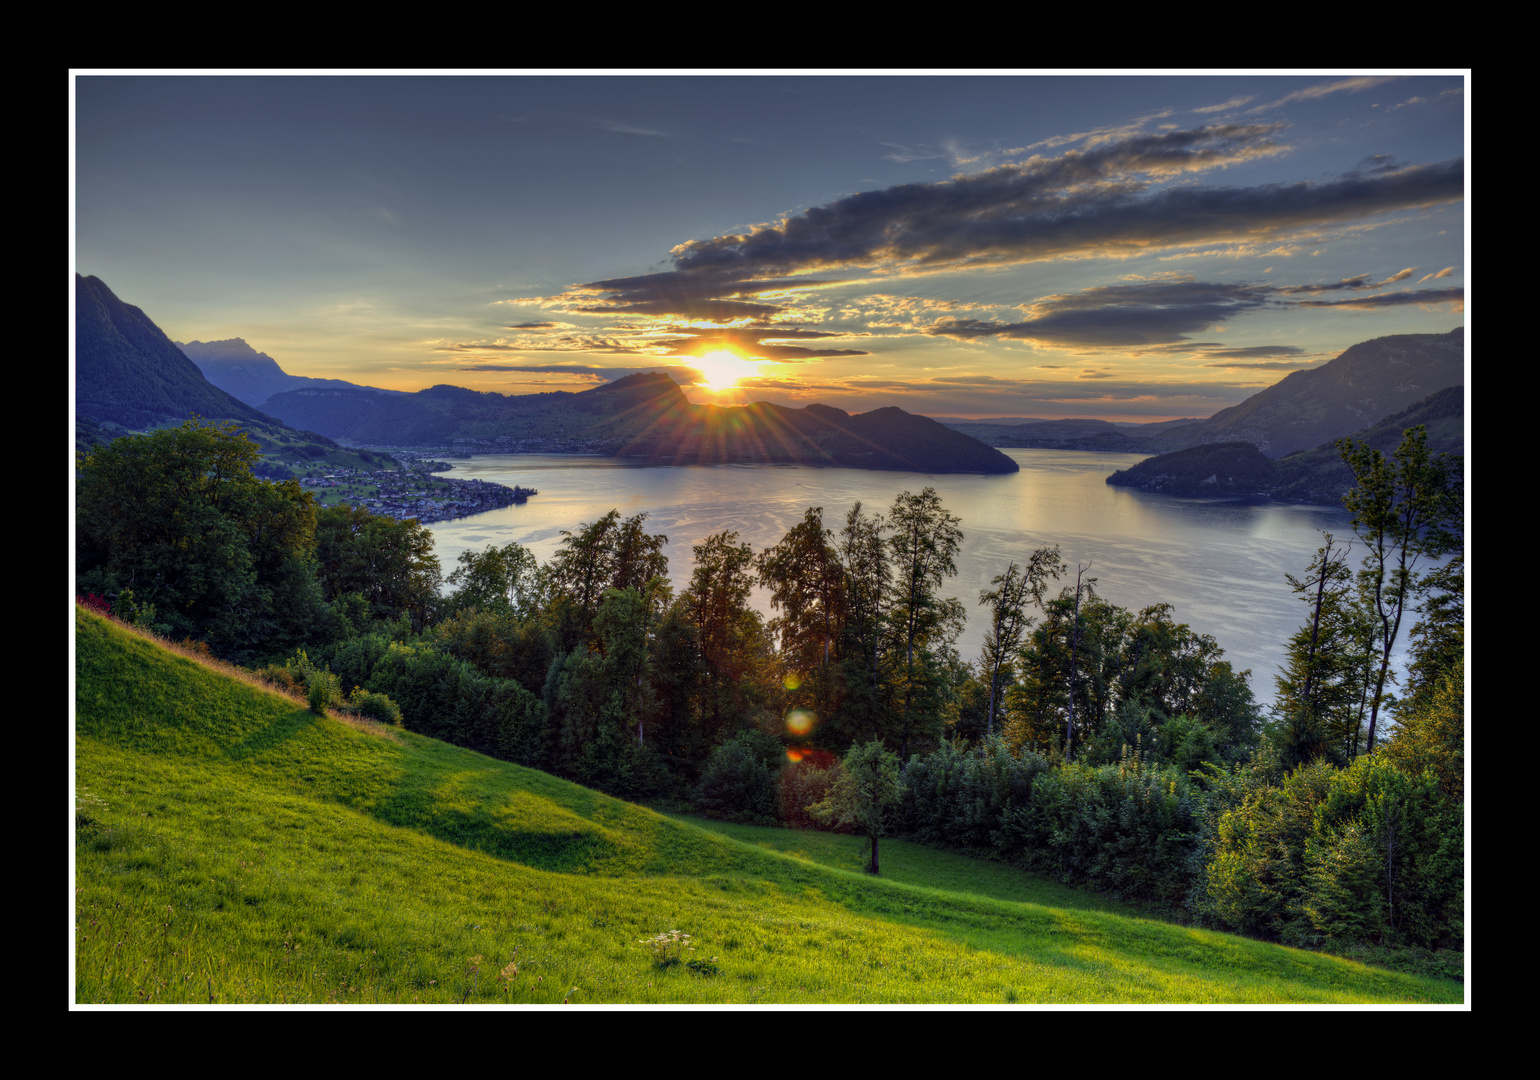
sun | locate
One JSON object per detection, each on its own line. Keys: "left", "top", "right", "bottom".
{"left": 694, "top": 350, "right": 761, "bottom": 392}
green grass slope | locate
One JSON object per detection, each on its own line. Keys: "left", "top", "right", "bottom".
{"left": 74, "top": 608, "right": 1462, "bottom": 1005}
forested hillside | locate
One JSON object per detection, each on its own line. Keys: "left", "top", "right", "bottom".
{"left": 76, "top": 415, "right": 1465, "bottom": 971}
{"left": 1137, "top": 328, "right": 1464, "bottom": 458}
{"left": 1107, "top": 386, "right": 1465, "bottom": 503}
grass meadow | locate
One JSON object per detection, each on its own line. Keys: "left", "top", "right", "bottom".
{"left": 73, "top": 607, "right": 1463, "bottom": 1006}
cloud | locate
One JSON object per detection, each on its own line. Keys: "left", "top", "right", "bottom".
{"left": 923, "top": 272, "right": 1464, "bottom": 350}
{"left": 1193, "top": 95, "right": 1255, "bottom": 114}
{"left": 1419, "top": 266, "right": 1456, "bottom": 282}
{"left": 1293, "top": 286, "right": 1465, "bottom": 310}
{"left": 649, "top": 325, "right": 870, "bottom": 361}
{"left": 1253, "top": 76, "right": 1402, "bottom": 111}
{"left": 545, "top": 269, "right": 843, "bottom": 322}
{"left": 1270, "top": 275, "right": 1375, "bottom": 294}
{"left": 434, "top": 334, "right": 654, "bottom": 356}
{"left": 671, "top": 124, "right": 1299, "bottom": 276}
{"left": 539, "top": 124, "right": 1460, "bottom": 327}
{"left": 589, "top": 119, "right": 674, "bottom": 137}
{"left": 1193, "top": 344, "right": 1308, "bottom": 359}
{"left": 1378, "top": 267, "right": 1416, "bottom": 284}
{"left": 925, "top": 278, "right": 1277, "bottom": 348}
{"left": 448, "top": 363, "right": 621, "bottom": 375}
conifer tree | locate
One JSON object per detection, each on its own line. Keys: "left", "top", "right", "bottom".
{"left": 1274, "top": 532, "right": 1363, "bottom": 767}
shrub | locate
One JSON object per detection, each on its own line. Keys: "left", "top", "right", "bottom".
{"left": 901, "top": 736, "right": 1048, "bottom": 855}
{"left": 76, "top": 593, "right": 112, "bottom": 617}
{"left": 778, "top": 754, "right": 840, "bottom": 829}
{"left": 695, "top": 733, "right": 780, "bottom": 824}
{"left": 307, "top": 670, "right": 341, "bottom": 714}
{"left": 347, "top": 687, "right": 403, "bottom": 726}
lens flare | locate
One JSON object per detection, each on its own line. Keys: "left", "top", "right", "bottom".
{"left": 783, "top": 672, "right": 802, "bottom": 691}
{"left": 785, "top": 708, "right": 815, "bottom": 737}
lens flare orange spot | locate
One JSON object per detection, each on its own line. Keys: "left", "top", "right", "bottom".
{"left": 785, "top": 708, "right": 815, "bottom": 736}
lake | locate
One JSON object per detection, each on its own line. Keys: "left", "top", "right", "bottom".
{"left": 424, "top": 449, "right": 1387, "bottom": 710}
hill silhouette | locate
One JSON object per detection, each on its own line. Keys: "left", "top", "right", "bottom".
{"left": 264, "top": 370, "right": 1020, "bottom": 474}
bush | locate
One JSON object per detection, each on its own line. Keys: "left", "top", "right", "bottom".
{"left": 1013, "top": 745, "right": 1200, "bottom": 912}
{"left": 901, "top": 736, "right": 1049, "bottom": 855}
{"left": 695, "top": 733, "right": 781, "bottom": 824}
{"left": 76, "top": 593, "right": 112, "bottom": 617}
{"left": 307, "top": 669, "right": 341, "bottom": 714}
{"left": 347, "top": 687, "right": 403, "bottom": 726}
{"left": 778, "top": 754, "right": 840, "bottom": 829}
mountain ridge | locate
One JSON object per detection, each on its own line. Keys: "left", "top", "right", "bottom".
{"left": 1139, "top": 328, "right": 1464, "bottom": 458}
{"left": 176, "top": 337, "right": 400, "bottom": 408}
{"left": 262, "top": 369, "right": 1020, "bottom": 474}
{"left": 73, "top": 275, "right": 397, "bottom": 474}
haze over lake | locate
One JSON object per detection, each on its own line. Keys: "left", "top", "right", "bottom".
{"left": 426, "top": 448, "right": 1380, "bottom": 710}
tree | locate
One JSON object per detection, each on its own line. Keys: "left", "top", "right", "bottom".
{"left": 758, "top": 507, "right": 846, "bottom": 676}
{"left": 808, "top": 740, "right": 902, "bottom": 874}
{"left": 546, "top": 510, "right": 669, "bottom": 650}
{"left": 977, "top": 547, "right": 1065, "bottom": 736}
{"left": 445, "top": 541, "right": 541, "bottom": 617}
{"left": 759, "top": 507, "right": 848, "bottom": 750}
{"left": 75, "top": 419, "right": 321, "bottom": 659}
{"left": 1273, "top": 532, "right": 1365, "bottom": 767}
{"left": 832, "top": 501, "right": 891, "bottom": 748}
{"left": 887, "top": 488, "right": 965, "bottom": 760}
{"left": 1382, "top": 659, "right": 1464, "bottom": 803}
{"left": 313, "top": 504, "right": 442, "bottom": 631}
{"left": 546, "top": 586, "right": 657, "bottom": 790}
{"left": 1063, "top": 562, "right": 1095, "bottom": 759}
{"left": 1338, "top": 426, "right": 1460, "bottom": 753}
{"left": 680, "top": 530, "right": 767, "bottom": 750}
{"left": 1404, "top": 547, "right": 1464, "bottom": 717}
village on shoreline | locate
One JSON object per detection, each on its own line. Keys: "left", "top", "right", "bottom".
{"left": 297, "top": 451, "right": 536, "bottom": 524}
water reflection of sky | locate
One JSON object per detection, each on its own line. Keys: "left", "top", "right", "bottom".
{"left": 427, "top": 449, "right": 1426, "bottom": 711}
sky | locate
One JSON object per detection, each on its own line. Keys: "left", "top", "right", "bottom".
{"left": 72, "top": 71, "right": 1467, "bottom": 422}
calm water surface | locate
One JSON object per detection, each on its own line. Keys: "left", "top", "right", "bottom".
{"left": 426, "top": 449, "right": 1378, "bottom": 708}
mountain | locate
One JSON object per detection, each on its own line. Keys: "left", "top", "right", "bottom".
{"left": 73, "top": 275, "right": 397, "bottom": 474}
{"left": 76, "top": 275, "right": 274, "bottom": 434}
{"left": 262, "top": 371, "right": 1020, "bottom": 474}
{"left": 937, "top": 416, "right": 1213, "bottom": 452}
{"left": 1138, "top": 329, "right": 1465, "bottom": 458}
{"left": 176, "top": 337, "right": 400, "bottom": 409}
{"left": 1106, "top": 386, "right": 1465, "bottom": 503}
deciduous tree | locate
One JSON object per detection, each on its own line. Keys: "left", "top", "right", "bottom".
{"left": 314, "top": 504, "right": 441, "bottom": 632}
{"left": 75, "top": 419, "right": 321, "bottom": 659}
{"left": 887, "top": 488, "right": 964, "bottom": 760}
{"left": 1338, "top": 426, "right": 1460, "bottom": 753}
{"left": 977, "top": 547, "right": 1065, "bottom": 735}
{"left": 808, "top": 740, "right": 902, "bottom": 874}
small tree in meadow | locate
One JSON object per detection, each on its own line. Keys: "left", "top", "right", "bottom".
{"left": 808, "top": 740, "right": 902, "bottom": 873}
